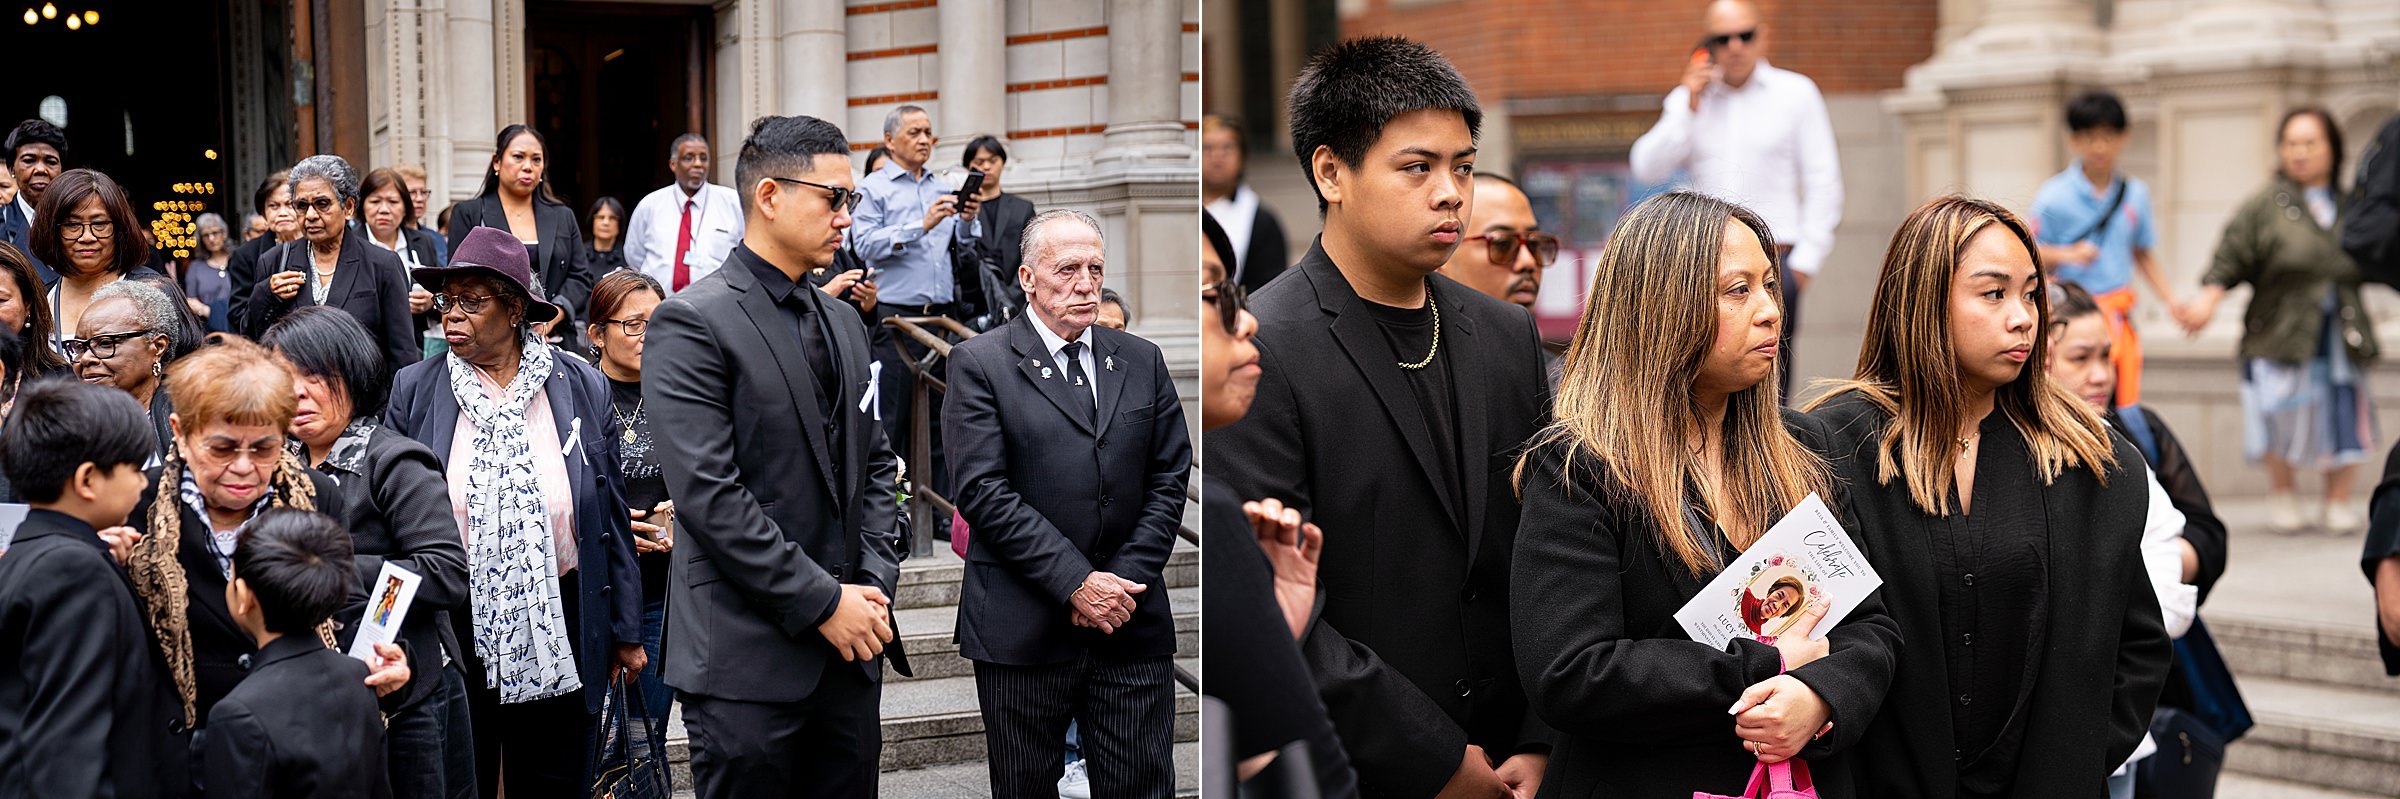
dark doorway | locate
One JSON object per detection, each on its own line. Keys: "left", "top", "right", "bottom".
{"left": 528, "top": 1, "right": 713, "bottom": 221}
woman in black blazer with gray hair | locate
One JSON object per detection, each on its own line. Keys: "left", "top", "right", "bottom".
{"left": 247, "top": 154, "right": 421, "bottom": 373}
{"left": 444, "top": 124, "right": 595, "bottom": 337}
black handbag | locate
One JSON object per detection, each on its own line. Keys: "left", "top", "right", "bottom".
{"left": 2135, "top": 707, "right": 2225, "bottom": 799}
{"left": 588, "top": 678, "right": 671, "bottom": 799}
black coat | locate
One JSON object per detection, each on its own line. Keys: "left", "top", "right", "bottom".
{"left": 129, "top": 468, "right": 347, "bottom": 726}
{"left": 974, "top": 192, "right": 1036, "bottom": 311}
{"left": 943, "top": 314, "right": 1192, "bottom": 665}
{"left": 1198, "top": 478, "right": 1359, "bottom": 798}
{"left": 247, "top": 231, "right": 422, "bottom": 373}
{"left": 644, "top": 245, "right": 910, "bottom": 703}
{"left": 1808, "top": 393, "right": 2171, "bottom": 798}
{"left": 1510, "top": 420, "right": 1900, "bottom": 799}
{"left": 314, "top": 422, "right": 470, "bottom": 712}
{"left": 2107, "top": 407, "right": 2228, "bottom": 602}
{"left": 445, "top": 196, "right": 595, "bottom": 323}
{"left": 1204, "top": 241, "right": 1556, "bottom": 797}
{"left": 382, "top": 348, "right": 644, "bottom": 713}
{"left": 198, "top": 635, "right": 391, "bottom": 799}
{"left": 2363, "top": 441, "right": 2400, "bottom": 674}
{"left": 1235, "top": 199, "right": 1292, "bottom": 294}
{"left": 226, "top": 234, "right": 281, "bottom": 340}
{"left": 0, "top": 509, "right": 193, "bottom": 798}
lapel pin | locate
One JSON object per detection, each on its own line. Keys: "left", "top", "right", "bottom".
{"left": 1105, "top": 356, "right": 1116, "bottom": 371}
{"left": 1040, "top": 366, "right": 1054, "bottom": 380}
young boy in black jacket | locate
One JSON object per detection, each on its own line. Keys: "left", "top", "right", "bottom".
{"left": 0, "top": 379, "right": 191, "bottom": 798}
{"left": 201, "top": 509, "right": 392, "bottom": 799}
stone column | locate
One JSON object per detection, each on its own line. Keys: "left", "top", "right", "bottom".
{"left": 935, "top": 0, "right": 1007, "bottom": 168}
{"left": 445, "top": 0, "right": 498, "bottom": 205}
{"left": 1093, "top": 0, "right": 1187, "bottom": 169}
{"left": 368, "top": 0, "right": 446, "bottom": 198}
{"left": 492, "top": 0, "right": 528, "bottom": 125}
{"left": 779, "top": 0, "right": 846, "bottom": 124}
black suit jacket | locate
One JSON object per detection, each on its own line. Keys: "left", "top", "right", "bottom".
{"left": 445, "top": 196, "right": 595, "bottom": 322}
{"left": 315, "top": 423, "right": 470, "bottom": 712}
{"left": 226, "top": 235, "right": 281, "bottom": 340}
{"left": 1809, "top": 393, "right": 2170, "bottom": 798}
{"left": 1199, "top": 478, "right": 1358, "bottom": 798}
{"left": 1511, "top": 421, "right": 1900, "bottom": 799}
{"left": 944, "top": 315, "right": 1192, "bottom": 665}
{"left": 383, "top": 348, "right": 644, "bottom": 713}
{"left": 130, "top": 469, "right": 348, "bottom": 725}
{"left": 199, "top": 635, "right": 390, "bottom": 799}
{"left": 1204, "top": 240, "right": 1557, "bottom": 796}
{"left": 0, "top": 200, "right": 55, "bottom": 285}
{"left": 0, "top": 509, "right": 193, "bottom": 799}
{"left": 1234, "top": 196, "right": 1291, "bottom": 293}
{"left": 248, "top": 231, "right": 422, "bottom": 372}
{"left": 645, "top": 244, "right": 909, "bottom": 703}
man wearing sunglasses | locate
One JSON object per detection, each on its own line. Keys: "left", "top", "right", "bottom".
{"left": 644, "top": 114, "right": 910, "bottom": 799}
{"left": 1438, "top": 173, "right": 1562, "bottom": 385}
{"left": 1630, "top": 0, "right": 1841, "bottom": 400}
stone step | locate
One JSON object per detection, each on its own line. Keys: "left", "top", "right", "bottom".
{"left": 2219, "top": 675, "right": 2400, "bottom": 795}
{"left": 671, "top": 741, "right": 1203, "bottom": 799}
{"left": 2214, "top": 612, "right": 2398, "bottom": 695}
{"left": 888, "top": 586, "right": 1199, "bottom": 681}
{"left": 2214, "top": 772, "right": 2390, "bottom": 799}
{"left": 898, "top": 542, "right": 1199, "bottom": 611}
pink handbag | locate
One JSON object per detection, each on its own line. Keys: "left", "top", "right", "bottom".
{"left": 1693, "top": 760, "right": 1816, "bottom": 799}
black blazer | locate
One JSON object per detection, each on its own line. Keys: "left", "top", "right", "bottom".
{"left": 226, "top": 235, "right": 280, "bottom": 341}
{"left": 130, "top": 468, "right": 348, "bottom": 725}
{"left": 0, "top": 509, "right": 193, "bottom": 799}
{"left": 383, "top": 348, "right": 644, "bottom": 713}
{"left": 644, "top": 245, "right": 910, "bottom": 703}
{"left": 1204, "top": 240, "right": 1556, "bottom": 796}
{"left": 1199, "top": 478, "right": 1359, "bottom": 798}
{"left": 1510, "top": 422, "right": 1900, "bottom": 799}
{"left": 247, "top": 231, "right": 422, "bottom": 372}
{"left": 445, "top": 195, "right": 595, "bottom": 322}
{"left": 199, "top": 635, "right": 391, "bottom": 799}
{"left": 1808, "top": 393, "right": 2170, "bottom": 798}
{"left": 944, "top": 315, "right": 1192, "bottom": 665}
{"left": 315, "top": 422, "right": 470, "bottom": 712}
{"left": 1235, "top": 198, "right": 1291, "bottom": 293}
{"left": 2363, "top": 442, "right": 2400, "bottom": 674}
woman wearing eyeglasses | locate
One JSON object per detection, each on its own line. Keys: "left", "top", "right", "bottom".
{"left": 247, "top": 155, "right": 422, "bottom": 376}
{"left": 383, "top": 225, "right": 643, "bottom": 799}
{"left": 582, "top": 267, "right": 677, "bottom": 728}
{"left": 68, "top": 279, "right": 180, "bottom": 460}
{"left": 444, "top": 125, "right": 596, "bottom": 347}
{"left": 30, "top": 168, "right": 196, "bottom": 354}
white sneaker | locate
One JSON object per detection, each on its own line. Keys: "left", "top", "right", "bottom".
{"left": 2269, "top": 492, "right": 2306, "bottom": 532}
{"left": 1058, "top": 759, "right": 1092, "bottom": 799}
{"left": 2325, "top": 501, "right": 2364, "bottom": 533}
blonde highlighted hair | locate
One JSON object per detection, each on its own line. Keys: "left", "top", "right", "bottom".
{"left": 1803, "top": 196, "right": 2117, "bottom": 515}
{"left": 1515, "top": 190, "right": 1831, "bottom": 576}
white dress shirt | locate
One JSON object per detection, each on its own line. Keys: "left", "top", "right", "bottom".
{"left": 1029, "top": 313, "right": 1100, "bottom": 410}
{"left": 1629, "top": 61, "right": 1844, "bottom": 276}
{"left": 2114, "top": 465, "right": 2200, "bottom": 777}
{"left": 1204, "top": 185, "right": 1261, "bottom": 281}
{"left": 625, "top": 182, "right": 745, "bottom": 291}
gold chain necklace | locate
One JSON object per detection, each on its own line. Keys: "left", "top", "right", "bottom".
{"left": 1398, "top": 286, "right": 1440, "bottom": 370}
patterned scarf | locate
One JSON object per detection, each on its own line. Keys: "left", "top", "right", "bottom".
{"left": 447, "top": 328, "right": 580, "bottom": 704}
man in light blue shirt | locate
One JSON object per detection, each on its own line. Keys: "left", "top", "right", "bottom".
{"left": 854, "top": 104, "right": 982, "bottom": 491}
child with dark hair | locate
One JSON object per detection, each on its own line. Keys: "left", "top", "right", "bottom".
{"left": 0, "top": 378, "right": 192, "bottom": 797}
{"left": 2032, "top": 89, "right": 2171, "bottom": 408}
{"left": 202, "top": 508, "right": 392, "bottom": 799}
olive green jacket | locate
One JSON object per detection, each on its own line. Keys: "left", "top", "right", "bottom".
{"left": 2202, "top": 177, "right": 2378, "bottom": 364}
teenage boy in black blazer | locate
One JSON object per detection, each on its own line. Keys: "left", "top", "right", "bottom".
{"left": 202, "top": 509, "right": 390, "bottom": 799}
{"left": 0, "top": 379, "right": 192, "bottom": 798}
{"left": 1204, "top": 36, "right": 1557, "bottom": 799}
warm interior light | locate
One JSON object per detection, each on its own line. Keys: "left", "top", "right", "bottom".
{"left": 81, "top": 9, "right": 92, "bottom": 24}
{"left": 604, "top": 48, "right": 626, "bottom": 62}
{"left": 40, "top": 3, "right": 54, "bottom": 19}
{"left": 63, "top": 14, "right": 77, "bottom": 29}
{"left": 22, "top": 9, "right": 35, "bottom": 25}
{"left": 204, "top": 149, "right": 218, "bottom": 160}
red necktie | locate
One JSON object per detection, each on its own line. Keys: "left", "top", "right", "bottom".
{"left": 672, "top": 198, "right": 694, "bottom": 291}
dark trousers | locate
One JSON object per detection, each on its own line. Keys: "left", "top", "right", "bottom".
{"left": 387, "top": 661, "right": 476, "bottom": 799}
{"left": 1778, "top": 256, "right": 1803, "bottom": 403}
{"left": 974, "top": 654, "right": 1176, "bottom": 799}
{"left": 683, "top": 663, "right": 882, "bottom": 799}
{"left": 871, "top": 301, "right": 957, "bottom": 499}
{"left": 462, "top": 570, "right": 597, "bottom": 799}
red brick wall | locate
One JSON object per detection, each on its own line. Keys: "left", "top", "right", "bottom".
{"left": 1339, "top": 0, "right": 1937, "bottom": 101}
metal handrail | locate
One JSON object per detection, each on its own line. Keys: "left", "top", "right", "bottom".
{"left": 883, "top": 315, "right": 979, "bottom": 559}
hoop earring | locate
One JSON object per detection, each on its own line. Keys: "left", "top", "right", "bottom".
{"left": 152, "top": 360, "right": 164, "bottom": 378}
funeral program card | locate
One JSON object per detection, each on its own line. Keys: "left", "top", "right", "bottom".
{"left": 348, "top": 561, "right": 424, "bottom": 663}
{"left": 1675, "top": 493, "right": 1882, "bottom": 649}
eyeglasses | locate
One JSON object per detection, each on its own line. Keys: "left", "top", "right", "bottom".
{"left": 769, "top": 177, "right": 862, "bottom": 214}
{"left": 1465, "top": 231, "right": 1560, "bottom": 268}
{"left": 294, "top": 197, "right": 340, "bottom": 216}
{"left": 58, "top": 219, "right": 114, "bottom": 240}
{"left": 61, "top": 329, "right": 159, "bottom": 360}
{"left": 192, "top": 437, "right": 285, "bottom": 468}
{"left": 595, "top": 318, "right": 649, "bottom": 337}
{"left": 1705, "top": 28, "right": 1758, "bottom": 49}
{"left": 431, "top": 292, "right": 499, "bottom": 315}
{"left": 1203, "top": 280, "right": 1248, "bottom": 333}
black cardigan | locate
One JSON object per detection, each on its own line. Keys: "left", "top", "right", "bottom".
{"left": 1808, "top": 393, "right": 2170, "bottom": 798}
{"left": 315, "top": 422, "right": 470, "bottom": 712}
{"left": 1510, "top": 414, "right": 1899, "bottom": 799}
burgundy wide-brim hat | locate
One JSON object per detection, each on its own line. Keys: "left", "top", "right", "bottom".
{"left": 411, "top": 225, "right": 561, "bottom": 324}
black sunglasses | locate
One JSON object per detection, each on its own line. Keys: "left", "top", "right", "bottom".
{"left": 769, "top": 177, "right": 862, "bottom": 214}
{"left": 1465, "top": 231, "right": 1559, "bottom": 268}
{"left": 1203, "top": 280, "right": 1247, "bottom": 333}
{"left": 1705, "top": 28, "right": 1758, "bottom": 49}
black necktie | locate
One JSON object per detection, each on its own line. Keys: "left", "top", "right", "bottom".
{"left": 1062, "top": 341, "right": 1096, "bottom": 426}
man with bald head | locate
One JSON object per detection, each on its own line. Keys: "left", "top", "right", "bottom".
{"left": 1630, "top": 0, "right": 1840, "bottom": 400}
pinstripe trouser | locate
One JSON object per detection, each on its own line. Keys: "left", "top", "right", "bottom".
{"left": 973, "top": 653, "right": 1175, "bottom": 799}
